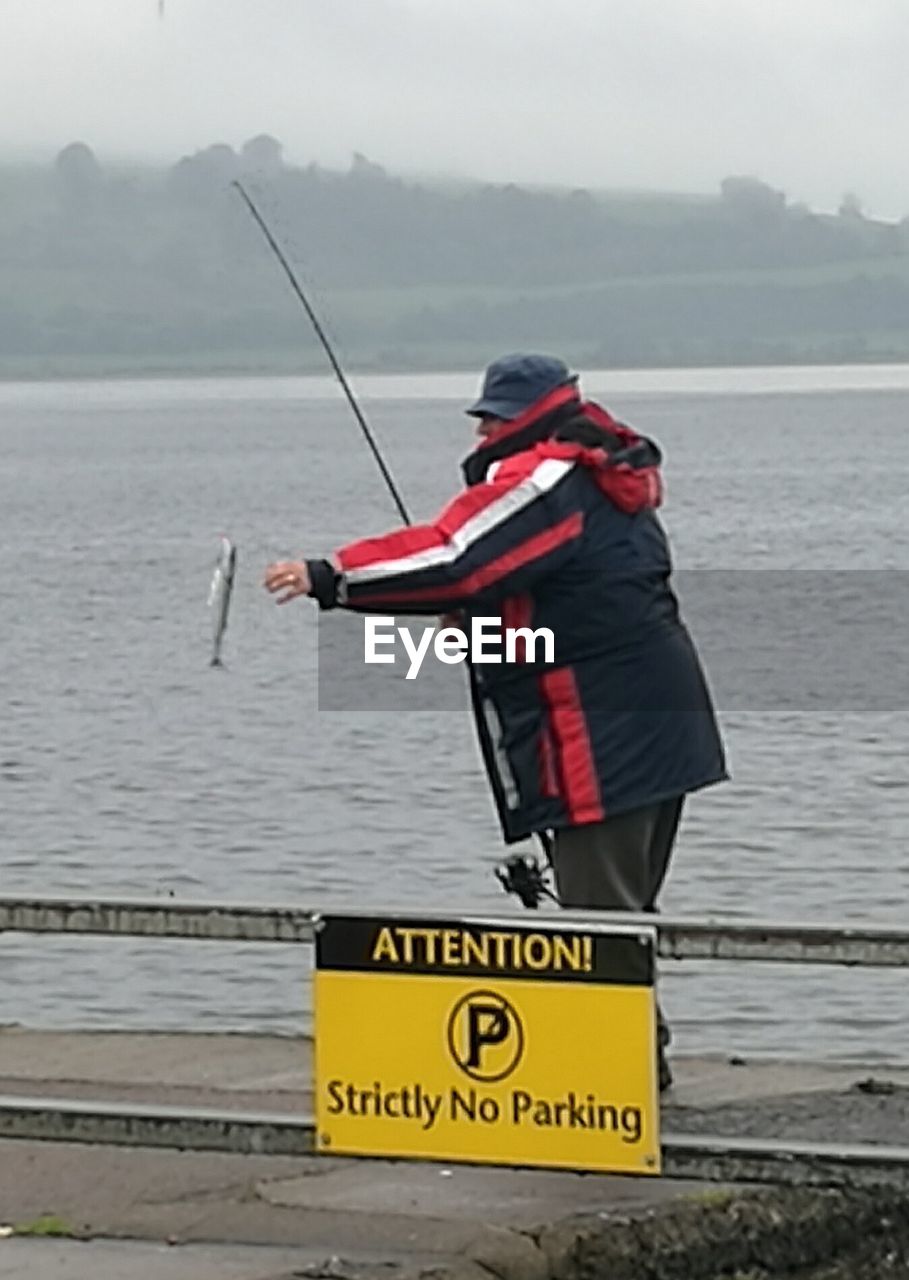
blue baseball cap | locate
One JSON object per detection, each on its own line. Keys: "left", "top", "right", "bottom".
{"left": 466, "top": 353, "right": 579, "bottom": 420}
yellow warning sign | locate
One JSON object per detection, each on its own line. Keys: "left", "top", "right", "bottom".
{"left": 314, "top": 915, "right": 660, "bottom": 1175}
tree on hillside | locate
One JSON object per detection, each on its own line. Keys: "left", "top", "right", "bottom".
{"left": 54, "top": 142, "right": 103, "bottom": 208}
{"left": 168, "top": 143, "right": 239, "bottom": 199}
{"left": 241, "top": 134, "right": 284, "bottom": 177}
{"left": 349, "top": 151, "right": 388, "bottom": 182}
{"left": 720, "top": 175, "right": 786, "bottom": 219}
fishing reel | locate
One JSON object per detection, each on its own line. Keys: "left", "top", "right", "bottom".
{"left": 494, "top": 852, "right": 560, "bottom": 910}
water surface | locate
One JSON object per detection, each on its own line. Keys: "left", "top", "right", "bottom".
{"left": 1, "top": 364, "right": 907, "bottom": 1061}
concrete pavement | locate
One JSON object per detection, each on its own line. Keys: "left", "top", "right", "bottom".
{"left": 0, "top": 1238, "right": 320, "bottom": 1280}
{"left": 1, "top": 1031, "right": 909, "bottom": 1279}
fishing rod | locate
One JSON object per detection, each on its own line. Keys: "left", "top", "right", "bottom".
{"left": 234, "top": 185, "right": 553, "bottom": 912}
{"left": 231, "top": 180, "right": 412, "bottom": 527}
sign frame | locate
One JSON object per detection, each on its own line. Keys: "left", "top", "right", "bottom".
{"left": 313, "top": 912, "right": 660, "bottom": 1176}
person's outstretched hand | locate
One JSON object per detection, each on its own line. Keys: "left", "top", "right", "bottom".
{"left": 264, "top": 560, "right": 311, "bottom": 605}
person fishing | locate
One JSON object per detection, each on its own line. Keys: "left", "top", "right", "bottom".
{"left": 263, "top": 352, "right": 728, "bottom": 1091}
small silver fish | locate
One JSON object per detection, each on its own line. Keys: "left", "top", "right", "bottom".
{"left": 208, "top": 536, "right": 237, "bottom": 667}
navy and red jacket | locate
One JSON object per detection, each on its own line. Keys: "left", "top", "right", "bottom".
{"left": 308, "top": 384, "right": 728, "bottom": 844}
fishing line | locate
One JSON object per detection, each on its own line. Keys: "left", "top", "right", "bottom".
{"left": 232, "top": 180, "right": 412, "bottom": 527}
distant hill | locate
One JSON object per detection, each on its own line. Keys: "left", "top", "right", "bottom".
{"left": 2, "top": 142, "right": 908, "bottom": 377}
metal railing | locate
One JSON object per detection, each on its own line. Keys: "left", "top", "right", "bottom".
{"left": 1, "top": 894, "right": 908, "bottom": 1189}
{"left": 3, "top": 894, "right": 909, "bottom": 968}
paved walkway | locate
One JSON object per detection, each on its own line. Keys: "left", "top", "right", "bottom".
{"left": 0, "top": 1238, "right": 312, "bottom": 1280}
{"left": 1, "top": 1031, "right": 908, "bottom": 1279}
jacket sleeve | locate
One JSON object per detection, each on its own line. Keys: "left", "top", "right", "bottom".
{"left": 313, "top": 454, "right": 586, "bottom": 616}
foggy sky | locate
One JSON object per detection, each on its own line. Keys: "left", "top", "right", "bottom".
{"left": 6, "top": 0, "right": 909, "bottom": 218}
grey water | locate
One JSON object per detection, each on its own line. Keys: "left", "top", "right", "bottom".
{"left": 2, "top": 364, "right": 909, "bottom": 1061}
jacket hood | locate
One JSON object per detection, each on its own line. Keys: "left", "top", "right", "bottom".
{"left": 461, "top": 388, "right": 663, "bottom": 514}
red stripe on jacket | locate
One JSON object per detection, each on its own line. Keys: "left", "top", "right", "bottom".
{"left": 538, "top": 721, "right": 560, "bottom": 799}
{"left": 540, "top": 668, "right": 605, "bottom": 824}
{"left": 339, "top": 451, "right": 552, "bottom": 575}
{"left": 501, "top": 593, "right": 533, "bottom": 663}
{"left": 347, "top": 512, "right": 582, "bottom": 608}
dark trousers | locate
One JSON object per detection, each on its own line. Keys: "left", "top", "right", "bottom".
{"left": 550, "top": 797, "right": 684, "bottom": 1048}
{"left": 550, "top": 797, "right": 683, "bottom": 912}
